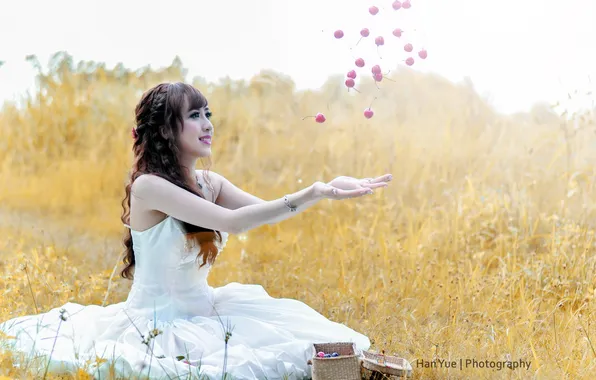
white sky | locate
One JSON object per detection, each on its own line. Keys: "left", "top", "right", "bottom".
{"left": 0, "top": 0, "right": 595, "bottom": 114}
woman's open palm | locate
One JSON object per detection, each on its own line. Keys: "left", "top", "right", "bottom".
{"left": 327, "top": 174, "right": 392, "bottom": 191}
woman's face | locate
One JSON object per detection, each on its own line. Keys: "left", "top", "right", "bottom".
{"left": 178, "top": 98, "right": 214, "bottom": 158}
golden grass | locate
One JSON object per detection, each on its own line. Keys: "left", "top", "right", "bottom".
{"left": 1, "top": 51, "right": 596, "bottom": 378}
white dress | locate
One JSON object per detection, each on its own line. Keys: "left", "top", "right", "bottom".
{"left": 0, "top": 179, "right": 371, "bottom": 379}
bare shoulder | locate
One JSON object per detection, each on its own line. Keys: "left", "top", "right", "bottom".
{"left": 131, "top": 173, "right": 156, "bottom": 193}
{"left": 196, "top": 169, "right": 223, "bottom": 200}
{"left": 131, "top": 174, "right": 166, "bottom": 206}
{"left": 129, "top": 174, "right": 170, "bottom": 230}
{"left": 131, "top": 173, "right": 165, "bottom": 194}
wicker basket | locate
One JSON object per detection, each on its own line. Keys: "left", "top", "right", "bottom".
{"left": 360, "top": 350, "right": 413, "bottom": 378}
{"left": 306, "top": 342, "right": 362, "bottom": 380}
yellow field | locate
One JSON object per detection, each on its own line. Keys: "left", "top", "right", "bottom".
{"left": 1, "top": 52, "right": 595, "bottom": 379}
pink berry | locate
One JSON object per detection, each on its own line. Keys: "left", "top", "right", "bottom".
{"left": 315, "top": 113, "right": 326, "bottom": 123}
{"left": 405, "top": 57, "right": 414, "bottom": 66}
{"left": 404, "top": 43, "right": 413, "bottom": 52}
{"left": 375, "top": 36, "right": 385, "bottom": 46}
{"left": 317, "top": 352, "right": 325, "bottom": 358}
{"left": 371, "top": 65, "right": 381, "bottom": 75}
{"left": 392, "top": 1, "right": 402, "bottom": 10}
{"left": 360, "top": 28, "right": 370, "bottom": 37}
{"left": 418, "top": 49, "right": 428, "bottom": 59}
{"left": 334, "top": 30, "right": 344, "bottom": 39}
{"left": 355, "top": 58, "right": 365, "bottom": 67}
{"left": 364, "top": 108, "right": 374, "bottom": 119}
{"left": 392, "top": 28, "right": 403, "bottom": 38}
{"left": 402, "top": 0, "right": 411, "bottom": 8}
{"left": 373, "top": 73, "right": 383, "bottom": 82}
{"left": 369, "top": 6, "right": 379, "bottom": 15}
{"left": 345, "top": 78, "right": 355, "bottom": 88}
{"left": 347, "top": 70, "right": 357, "bottom": 79}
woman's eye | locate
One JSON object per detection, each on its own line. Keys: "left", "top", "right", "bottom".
{"left": 191, "top": 111, "right": 212, "bottom": 119}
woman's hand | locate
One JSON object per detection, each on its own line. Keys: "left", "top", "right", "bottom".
{"left": 311, "top": 173, "right": 392, "bottom": 200}
{"left": 326, "top": 174, "right": 392, "bottom": 191}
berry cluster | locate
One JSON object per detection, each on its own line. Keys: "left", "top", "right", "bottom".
{"left": 317, "top": 351, "right": 341, "bottom": 358}
{"left": 304, "top": 0, "right": 428, "bottom": 123}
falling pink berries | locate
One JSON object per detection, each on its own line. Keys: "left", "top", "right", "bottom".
{"left": 308, "top": 1, "right": 429, "bottom": 122}
{"left": 345, "top": 70, "right": 361, "bottom": 92}
{"left": 372, "top": 67, "right": 384, "bottom": 89}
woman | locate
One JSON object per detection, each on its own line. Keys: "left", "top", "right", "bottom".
{"left": 0, "top": 82, "right": 392, "bottom": 379}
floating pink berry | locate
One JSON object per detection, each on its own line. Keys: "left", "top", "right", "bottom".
{"left": 347, "top": 70, "right": 357, "bottom": 79}
{"left": 405, "top": 57, "right": 414, "bottom": 66}
{"left": 404, "top": 43, "right": 413, "bottom": 52}
{"left": 392, "top": 28, "right": 403, "bottom": 38}
{"left": 355, "top": 58, "right": 365, "bottom": 67}
{"left": 356, "top": 28, "right": 370, "bottom": 46}
{"left": 373, "top": 73, "right": 383, "bottom": 82}
{"left": 364, "top": 108, "right": 374, "bottom": 119}
{"left": 345, "top": 78, "right": 355, "bottom": 88}
{"left": 375, "top": 36, "right": 385, "bottom": 46}
{"left": 334, "top": 30, "right": 344, "bottom": 39}
{"left": 402, "top": 0, "right": 411, "bottom": 9}
{"left": 392, "top": 1, "right": 402, "bottom": 10}
{"left": 302, "top": 113, "right": 326, "bottom": 123}
{"left": 369, "top": 6, "right": 379, "bottom": 15}
{"left": 418, "top": 49, "right": 428, "bottom": 59}
{"left": 371, "top": 65, "right": 381, "bottom": 75}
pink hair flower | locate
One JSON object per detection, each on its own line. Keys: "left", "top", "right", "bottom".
{"left": 131, "top": 127, "right": 138, "bottom": 140}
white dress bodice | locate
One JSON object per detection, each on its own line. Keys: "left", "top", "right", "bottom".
{"left": 123, "top": 178, "right": 229, "bottom": 321}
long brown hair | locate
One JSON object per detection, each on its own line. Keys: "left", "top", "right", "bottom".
{"left": 120, "top": 82, "right": 223, "bottom": 280}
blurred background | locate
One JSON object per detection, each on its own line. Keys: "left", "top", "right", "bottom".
{"left": 1, "top": 0, "right": 596, "bottom": 378}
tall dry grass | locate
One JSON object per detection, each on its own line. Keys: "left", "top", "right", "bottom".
{"left": 1, "top": 51, "right": 596, "bottom": 378}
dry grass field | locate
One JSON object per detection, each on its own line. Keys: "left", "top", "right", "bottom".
{"left": 0, "top": 52, "right": 595, "bottom": 379}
